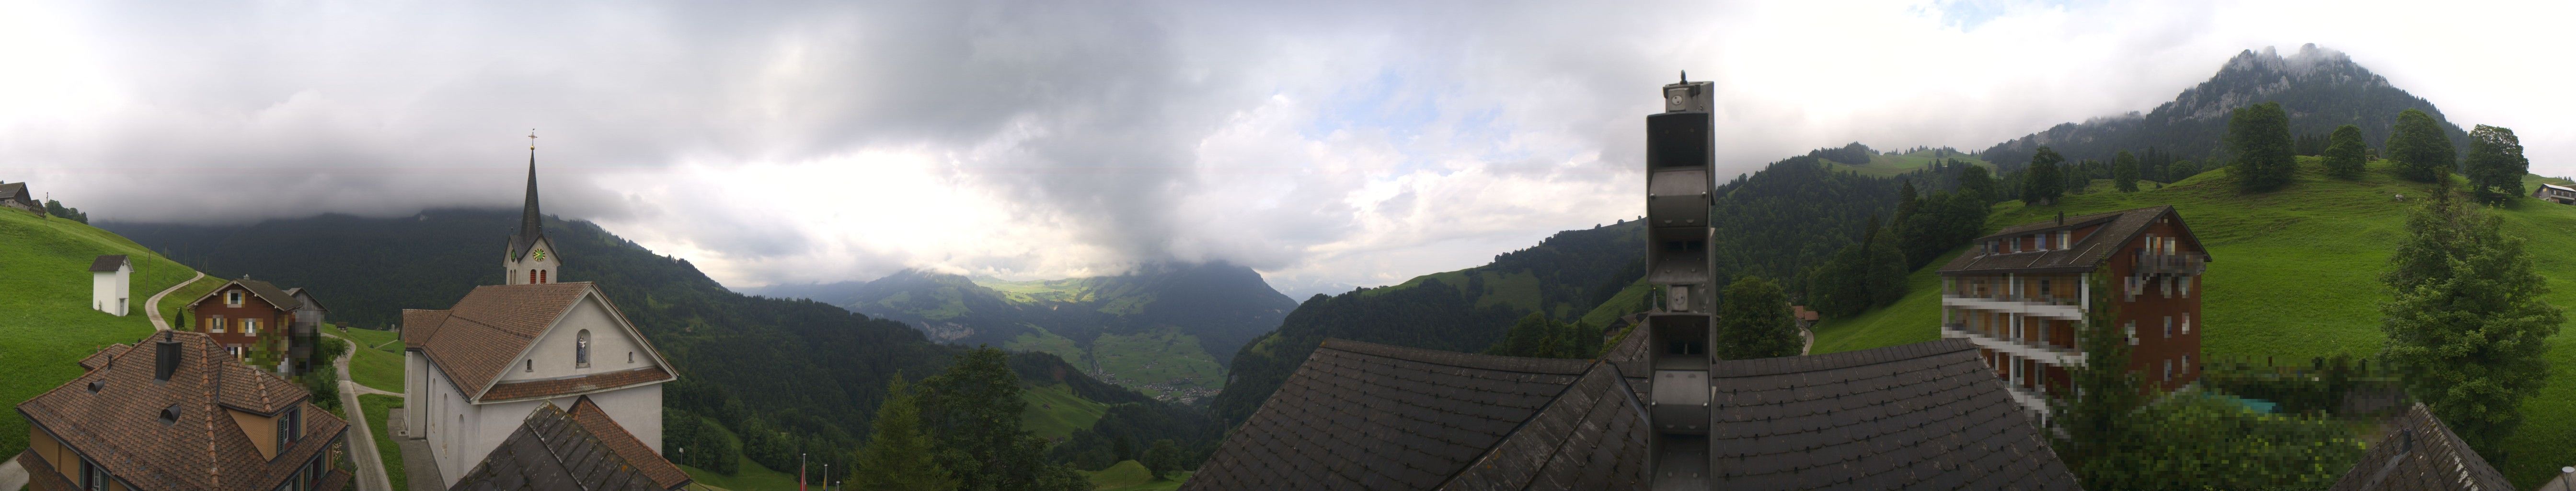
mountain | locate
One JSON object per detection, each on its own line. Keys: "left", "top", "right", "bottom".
{"left": 746, "top": 262, "right": 1296, "bottom": 404}
{"left": 1979, "top": 44, "right": 2469, "bottom": 172}
{"left": 0, "top": 207, "right": 204, "bottom": 460}
{"left": 100, "top": 210, "right": 1213, "bottom": 473}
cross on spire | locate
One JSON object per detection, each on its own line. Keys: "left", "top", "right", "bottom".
{"left": 528, "top": 129, "right": 538, "bottom": 151}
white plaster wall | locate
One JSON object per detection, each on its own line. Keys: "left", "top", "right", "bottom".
{"left": 91, "top": 265, "right": 128, "bottom": 316}
{"left": 565, "top": 384, "right": 664, "bottom": 452}
{"left": 404, "top": 351, "right": 428, "bottom": 436}
{"left": 499, "top": 296, "right": 658, "bottom": 383}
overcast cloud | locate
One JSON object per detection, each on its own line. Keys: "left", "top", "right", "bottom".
{"left": 5, "top": 0, "right": 2571, "bottom": 293}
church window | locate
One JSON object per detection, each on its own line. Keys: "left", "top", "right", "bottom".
{"left": 576, "top": 330, "right": 591, "bottom": 367}
{"left": 540, "top": 270, "right": 548, "bottom": 284}
{"left": 530, "top": 270, "right": 538, "bottom": 284}
{"left": 628, "top": 351, "right": 634, "bottom": 363}
{"left": 525, "top": 359, "right": 533, "bottom": 373}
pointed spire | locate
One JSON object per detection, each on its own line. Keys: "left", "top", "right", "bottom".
{"left": 514, "top": 130, "right": 546, "bottom": 258}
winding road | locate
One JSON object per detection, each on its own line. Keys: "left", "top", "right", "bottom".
{"left": 325, "top": 331, "right": 399, "bottom": 491}
{"left": 145, "top": 270, "right": 207, "bottom": 331}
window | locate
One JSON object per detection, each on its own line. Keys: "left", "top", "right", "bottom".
{"left": 529, "top": 270, "right": 538, "bottom": 284}
{"left": 575, "top": 330, "right": 591, "bottom": 367}
{"left": 245, "top": 318, "right": 259, "bottom": 336}
{"left": 276, "top": 406, "right": 301, "bottom": 451}
{"left": 210, "top": 316, "right": 227, "bottom": 333}
{"left": 525, "top": 359, "right": 533, "bottom": 372}
{"left": 2163, "top": 316, "right": 2173, "bottom": 339}
{"left": 2124, "top": 322, "right": 2138, "bottom": 345}
{"left": 228, "top": 290, "right": 243, "bottom": 306}
{"left": 540, "top": 270, "right": 549, "bottom": 284}
{"left": 2182, "top": 313, "right": 2193, "bottom": 334}
{"left": 2163, "top": 359, "right": 2174, "bottom": 382}
{"left": 80, "top": 457, "right": 107, "bottom": 491}
{"left": 2058, "top": 231, "right": 2071, "bottom": 250}
{"left": 628, "top": 351, "right": 634, "bottom": 363}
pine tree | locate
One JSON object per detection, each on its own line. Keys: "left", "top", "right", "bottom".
{"left": 2323, "top": 124, "right": 2368, "bottom": 180}
{"left": 2388, "top": 109, "right": 2456, "bottom": 183}
{"left": 2112, "top": 151, "right": 2140, "bottom": 192}
{"left": 851, "top": 375, "right": 956, "bottom": 491}
{"left": 2021, "top": 147, "right": 2065, "bottom": 205}
{"left": 2380, "top": 179, "right": 2563, "bottom": 454}
{"left": 1714, "top": 276, "right": 1801, "bottom": 359}
{"left": 2226, "top": 102, "right": 2296, "bottom": 192}
{"left": 919, "top": 347, "right": 1091, "bottom": 491}
{"left": 2462, "top": 125, "right": 2530, "bottom": 205}
{"left": 1865, "top": 223, "right": 1908, "bottom": 307}
{"left": 2052, "top": 273, "right": 2145, "bottom": 489}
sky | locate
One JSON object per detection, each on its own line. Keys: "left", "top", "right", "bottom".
{"left": 4, "top": 0, "right": 2571, "bottom": 298}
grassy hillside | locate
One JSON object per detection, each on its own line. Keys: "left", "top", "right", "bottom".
{"left": 1086, "top": 460, "right": 1188, "bottom": 491}
{"left": 358, "top": 395, "right": 411, "bottom": 491}
{"left": 1808, "top": 157, "right": 2576, "bottom": 487}
{"left": 0, "top": 209, "right": 200, "bottom": 457}
{"left": 334, "top": 327, "right": 406, "bottom": 393}
{"left": 1824, "top": 149, "right": 1994, "bottom": 176}
{"left": 1023, "top": 382, "right": 1111, "bottom": 440}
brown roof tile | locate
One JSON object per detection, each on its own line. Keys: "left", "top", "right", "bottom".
{"left": 80, "top": 344, "right": 129, "bottom": 371}
{"left": 88, "top": 255, "right": 128, "bottom": 272}
{"left": 1940, "top": 205, "right": 2208, "bottom": 275}
{"left": 189, "top": 278, "right": 303, "bottom": 312}
{"left": 481, "top": 366, "right": 676, "bottom": 402}
{"left": 402, "top": 309, "right": 452, "bottom": 349}
{"left": 15, "top": 331, "right": 351, "bottom": 491}
{"left": 568, "top": 396, "right": 692, "bottom": 490}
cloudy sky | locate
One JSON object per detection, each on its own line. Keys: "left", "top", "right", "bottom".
{"left": 5, "top": 0, "right": 2569, "bottom": 296}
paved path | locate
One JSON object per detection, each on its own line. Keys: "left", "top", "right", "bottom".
{"left": 326, "top": 333, "right": 396, "bottom": 491}
{"left": 389, "top": 411, "right": 446, "bottom": 491}
{"left": 1801, "top": 327, "right": 1816, "bottom": 355}
{"left": 145, "top": 270, "right": 207, "bottom": 331}
{"left": 0, "top": 454, "right": 26, "bottom": 491}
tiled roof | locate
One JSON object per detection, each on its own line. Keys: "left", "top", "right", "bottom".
{"left": 482, "top": 366, "right": 676, "bottom": 402}
{"left": 1940, "top": 205, "right": 2205, "bottom": 275}
{"left": 1183, "top": 339, "right": 1597, "bottom": 490}
{"left": 2330, "top": 403, "right": 2514, "bottom": 491}
{"left": 1699, "top": 338, "right": 2078, "bottom": 490}
{"left": 285, "top": 288, "right": 329, "bottom": 312}
{"left": 0, "top": 182, "right": 25, "bottom": 199}
{"left": 15, "top": 331, "right": 351, "bottom": 491}
{"left": 568, "top": 397, "right": 692, "bottom": 490}
{"left": 402, "top": 309, "right": 452, "bottom": 348}
{"left": 88, "top": 255, "right": 127, "bottom": 272}
{"left": 410, "top": 282, "right": 596, "bottom": 400}
{"left": 80, "top": 344, "right": 129, "bottom": 371}
{"left": 447, "top": 400, "right": 676, "bottom": 491}
{"left": 190, "top": 278, "right": 303, "bottom": 312}
{"left": 1437, "top": 364, "right": 1651, "bottom": 490}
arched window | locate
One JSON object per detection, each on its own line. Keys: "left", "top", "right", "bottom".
{"left": 540, "top": 270, "right": 549, "bottom": 284}
{"left": 575, "top": 330, "right": 591, "bottom": 367}
{"left": 529, "top": 270, "right": 538, "bottom": 284}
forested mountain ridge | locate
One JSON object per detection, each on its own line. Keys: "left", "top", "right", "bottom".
{"left": 100, "top": 210, "right": 1214, "bottom": 474}
{"left": 1980, "top": 44, "right": 2469, "bottom": 172}
{"left": 745, "top": 261, "right": 1295, "bottom": 402}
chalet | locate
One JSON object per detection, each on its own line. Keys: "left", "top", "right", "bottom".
{"left": 187, "top": 277, "right": 303, "bottom": 372}
{"left": 0, "top": 181, "right": 37, "bottom": 213}
{"left": 90, "top": 255, "right": 131, "bottom": 316}
{"left": 403, "top": 146, "right": 683, "bottom": 488}
{"left": 2535, "top": 183, "right": 2576, "bottom": 205}
{"left": 13, "top": 330, "right": 351, "bottom": 491}
{"left": 1184, "top": 336, "right": 2077, "bottom": 490}
{"left": 283, "top": 288, "right": 329, "bottom": 373}
{"left": 1936, "top": 205, "right": 2210, "bottom": 419}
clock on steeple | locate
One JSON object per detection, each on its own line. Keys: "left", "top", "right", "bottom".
{"left": 505, "top": 131, "right": 561, "bottom": 285}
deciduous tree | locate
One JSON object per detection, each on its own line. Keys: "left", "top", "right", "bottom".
{"left": 2463, "top": 125, "right": 2530, "bottom": 205}
{"left": 2388, "top": 109, "right": 2456, "bottom": 183}
{"left": 2380, "top": 181, "right": 2563, "bottom": 455}
{"left": 1714, "top": 276, "right": 1800, "bottom": 359}
{"left": 2323, "top": 124, "right": 2368, "bottom": 180}
{"left": 2021, "top": 147, "right": 2065, "bottom": 205}
{"left": 2112, "top": 151, "right": 2140, "bottom": 192}
{"left": 2226, "top": 102, "right": 2296, "bottom": 192}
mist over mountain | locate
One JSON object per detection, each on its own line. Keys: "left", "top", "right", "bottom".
{"left": 1979, "top": 44, "right": 2469, "bottom": 170}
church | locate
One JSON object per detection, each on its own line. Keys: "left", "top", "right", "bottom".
{"left": 402, "top": 143, "right": 690, "bottom": 490}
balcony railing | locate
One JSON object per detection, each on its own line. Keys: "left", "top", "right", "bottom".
{"left": 1943, "top": 323, "right": 2083, "bottom": 359}
{"left": 2136, "top": 252, "right": 2208, "bottom": 277}
{"left": 1938, "top": 292, "right": 2081, "bottom": 307}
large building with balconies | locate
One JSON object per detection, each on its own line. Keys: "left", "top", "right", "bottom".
{"left": 1937, "top": 205, "right": 2210, "bottom": 417}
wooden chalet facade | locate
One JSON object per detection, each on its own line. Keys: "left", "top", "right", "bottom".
{"left": 186, "top": 278, "right": 313, "bottom": 374}
{"left": 1936, "top": 206, "right": 2210, "bottom": 418}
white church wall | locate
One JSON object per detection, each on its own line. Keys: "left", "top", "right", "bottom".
{"left": 499, "top": 294, "right": 659, "bottom": 383}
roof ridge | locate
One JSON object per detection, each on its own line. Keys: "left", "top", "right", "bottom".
{"left": 1319, "top": 338, "right": 1596, "bottom": 375}
{"left": 197, "top": 332, "right": 223, "bottom": 489}
{"left": 1436, "top": 362, "right": 1619, "bottom": 489}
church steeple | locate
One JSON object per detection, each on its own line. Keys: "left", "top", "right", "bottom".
{"left": 506, "top": 130, "right": 559, "bottom": 285}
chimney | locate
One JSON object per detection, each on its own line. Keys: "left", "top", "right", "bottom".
{"left": 2056, "top": 211, "right": 2064, "bottom": 226}
{"left": 155, "top": 335, "right": 181, "bottom": 382}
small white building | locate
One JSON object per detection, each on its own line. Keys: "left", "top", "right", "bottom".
{"left": 89, "top": 255, "right": 130, "bottom": 316}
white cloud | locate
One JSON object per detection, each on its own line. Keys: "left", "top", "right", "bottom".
{"left": 5, "top": 0, "right": 2572, "bottom": 290}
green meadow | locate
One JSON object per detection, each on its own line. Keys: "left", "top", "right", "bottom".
{"left": 0, "top": 209, "right": 200, "bottom": 457}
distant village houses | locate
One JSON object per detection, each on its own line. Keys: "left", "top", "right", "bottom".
{"left": 186, "top": 276, "right": 325, "bottom": 374}
{"left": 1936, "top": 206, "right": 2209, "bottom": 420}
{"left": 0, "top": 181, "right": 39, "bottom": 213}
{"left": 2534, "top": 182, "right": 2576, "bottom": 205}
{"left": 89, "top": 255, "right": 131, "bottom": 316}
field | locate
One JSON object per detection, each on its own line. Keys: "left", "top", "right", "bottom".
{"left": 1806, "top": 157, "right": 2576, "bottom": 487}
{"left": 677, "top": 416, "right": 805, "bottom": 491}
{"left": 340, "top": 327, "right": 407, "bottom": 393}
{"left": 1086, "top": 460, "right": 1188, "bottom": 491}
{"left": 1088, "top": 326, "right": 1226, "bottom": 397}
{"left": 1822, "top": 148, "right": 1995, "bottom": 176}
{"left": 0, "top": 209, "right": 200, "bottom": 457}
{"left": 161, "top": 275, "right": 222, "bottom": 329}
{"left": 1022, "top": 382, "right": 1111, "bottom": 440}
{"left": 1006, "top": 329, "right": 1089, "bottom": 367}
{"left": 358, "top": 394, "right": 410, "bottom": 491}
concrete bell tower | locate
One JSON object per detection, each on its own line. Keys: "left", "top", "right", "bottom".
{"left": 505, "top": 131, "right": 559, "bottom": 285}
{"left": 1644, "top": 72, "right": 1719, "bottom": 488}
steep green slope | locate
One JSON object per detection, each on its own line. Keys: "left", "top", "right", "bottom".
{"left": 1825, "top": 148, "right": 1994, "bottom": 177}
{"left": 1809, "top": 157, "right": 2576, "bottom": 487}
{"left": 0, "top": 209, "right": 200, "bottom": 457}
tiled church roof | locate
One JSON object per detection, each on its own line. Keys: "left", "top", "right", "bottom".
{"left": 2330, "top": 403, "right": 2514, "bottom": 491}
{"left": 448, "top": 398, "right": 689, "bottom": 491}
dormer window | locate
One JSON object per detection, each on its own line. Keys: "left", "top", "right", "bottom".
{"left": 228, "top": 290, "right": 244, "bottom": 306}
{"left": 575, "top": 330, "right": 591, "bottom": 368}
{"left": 160, "top": 404, "right": 181, "bottom": 425}
{"left": 276, "top": 406, "right": 302, "bottom": 452}
{"left": 86, "top": 379, "right": 104, "bottom": 393}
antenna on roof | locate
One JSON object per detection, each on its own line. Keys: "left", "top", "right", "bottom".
{"left": 1679, "top": 70, "right": 1687, "bottom": 83}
